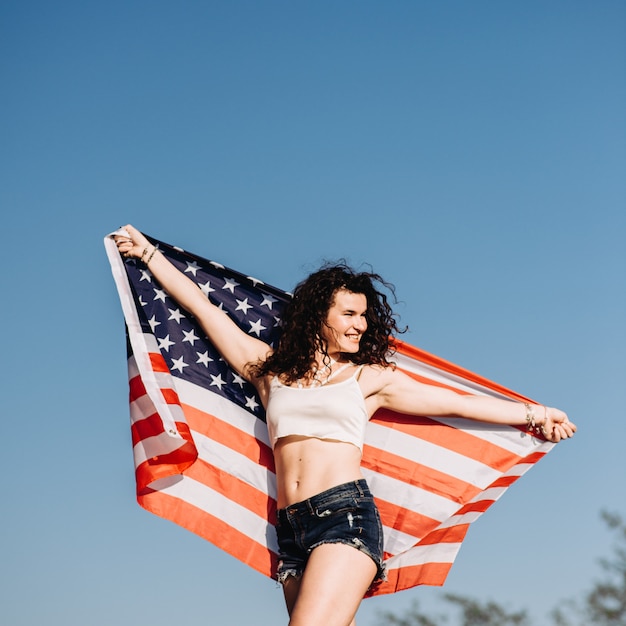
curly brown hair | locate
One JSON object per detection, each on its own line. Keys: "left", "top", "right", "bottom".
{"left": 251, "top": 262, "right": 403, "bottom": 383}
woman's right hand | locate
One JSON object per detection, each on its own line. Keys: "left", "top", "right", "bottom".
{"left": 114, "top": 224, "right": 152, "bottom": 260}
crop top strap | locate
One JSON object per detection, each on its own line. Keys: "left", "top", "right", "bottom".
{"left": 325, "top": 362, "right": 352, "bottom": 383}
{"left": 355, "top": 364, "right": 365, "bottom": 380}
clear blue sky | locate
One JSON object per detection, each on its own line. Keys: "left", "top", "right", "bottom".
{"left": 1, "top": 2, "right": 624, "bottom": 625}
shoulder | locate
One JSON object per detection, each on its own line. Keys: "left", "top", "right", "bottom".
{"left": 357, "top": 362, "right": 399, "bottom": 395}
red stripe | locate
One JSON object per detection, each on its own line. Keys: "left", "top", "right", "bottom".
{"left": 394, "top": 339, "right": 535, "bottom": 403}
{"left": 182, "top": 403, "right": 275, "bottom": 472}
{"left": 368, "top": 560, "right": 454, "bottom": 596}
{"left": 129, "top": 375, "right": 147, "bottom": 403}
{"left": 375, "top": 496, "right": 439, "bottom": 541}
{"left": 416, "top": 523, "right": 470, "bottom": 546}
{"left": 135, "top": 444, "right": 197, "bottom": 493}
{"left": 371, "top": 409, "right": 524, "bottom": 472}
{"left": 184, "top": 461, "right": 277, "bottom": 524}
{"left": 149, "top": 352, "right": 170, "bottom": 373}
{"left": 138, "top": 489, "right": 277, "bottom": 578}
{"left": 362, "top": 443, "right": 481, "bottom": 502}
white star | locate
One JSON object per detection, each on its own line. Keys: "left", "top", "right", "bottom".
{"left": 222, "top": 278, "right": 240, "bottom": 293}
{"left": 260, "top": 293, "right": 278, "bottom": 309}
{"left": 199, "top": 280, "right": 215, "bottom": 296}
{"left": 196, "top": 351, "right": 213, "bottom": 367}
{"left": 210, "top": 261, "right": 225, "bottom": 270}
{"left": 138, "top": 295, "right": 147, "bottom": 307}
{"left": 184, "top": 261, "right": 201, "bottom": 276}
{"left": 247, "top": 276, "right": 265, "bottom": 287}
{"left": 235, "top": 298, "right": 253, "bottom": 315}
{"left": 232, "top": 373, "right": 246, "bottom": 387}
{"left": 139, "top": 269, "right": 152, "bottom": 283}
{"left": 210, "top": 373, "right": 226, "bottom": 390}
{"left": 148, "top": 315, "right": 161, "bottom": 332}
{"left": 182, "top": 329, "right": 199, "bottom": 345}
{"left": 153, "top": 288, "right": 167, "bottom": 302}
{"left": 245, "top": 396, "right": 259, "bottom": 411}
{"left": 158, "top": 335, "right": 175, "bottom": 352}
{"left": 273, "top": 315, "right": 282, "bottom": 327}
{"left": 168, "top": 308, "right": 185, "bottom": 323}
{"left": 248, "top": 318, "right": 267, "bottom": 337}
{"left": 171, "top": 355, "right": 189, "bottom": 373}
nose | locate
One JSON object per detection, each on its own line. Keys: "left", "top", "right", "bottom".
{"left": 354, "top": 316, "right": 367, "bottom": 332}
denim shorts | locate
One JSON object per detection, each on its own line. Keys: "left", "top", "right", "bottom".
{"left": 275, "top": 479, "right": 386, "bottom": 585}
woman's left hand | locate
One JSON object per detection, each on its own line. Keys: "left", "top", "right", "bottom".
{"left": 541, "top": 407, "right": 577, "bottom": 442}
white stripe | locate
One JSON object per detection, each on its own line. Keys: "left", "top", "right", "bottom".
{"left": 365, "top": 422, "right": 502, "bottom": 489}
{"left": 395, "top": 352, "right": 510, "bottom": 398}
{"left": 381, "top": 524, "right": 430, "bottom": 556}
{"left": 362, "top": 468, "right": 461, "bottom": 520}
{"left": 192, "top": 429, "right": 277, "bottom": 500}
{"left": 174, "top": 377, "right": 272, "bottom": 448}
{"left": 385, "top": 541, "right": 462, "bottom": 569}
{"left": 149, "top": 475, "right": 279, "bottom": 553}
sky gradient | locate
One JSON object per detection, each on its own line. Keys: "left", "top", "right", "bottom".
{"left": 1, "top": 2, "right": 625, "bottom": 625}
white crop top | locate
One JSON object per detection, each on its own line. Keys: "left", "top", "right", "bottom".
{"left": 265, "top": 366, "right": 369, "bottom": 452}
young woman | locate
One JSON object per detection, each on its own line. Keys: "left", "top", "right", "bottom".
{"left": 115, "top": 225, "right": 576, "bottom": 626}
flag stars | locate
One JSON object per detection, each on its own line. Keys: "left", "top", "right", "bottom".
{"left": 196, "top": 351, "right": 213, "bottom": 367}
{"left": 245, "top": 396, "right": 259, "bottom": 412}
{"left": 231, "top": 373, "right": 246, "bottom": 388}
{"left": 248, "top": 319, "right": 267, "bottom": 337}
{"left": 209, "top": 373, "right": 226, "bottom": 390}
{"left": 139, "top": 269, "right": 153, "bottom": 283}
{"left": 222, "top": 278, "right": 240, "bottom": 293}
{"left": 168, "top": 308, "right": 185, "bottom": 323}
{"left": 184, "top": 261, "right": 201, "bottom": 276}
{"left": 171, "top": 355, "right": 189, "bottom": 373}
{"left": 153, "top": 288, "right": 168, "bottom": 302}
{"left": 158, "top": 335, "right": 175, "bottom": 352}
{"left": 235, "top": 298, "right": 253, "bottom": 315}
{"left": 148, "top": 315, "right": 161, "bottom": 332}
{"left": 182, "top": 329, "right": 199, "bottom": 345}
{"left": 260, "top": 294, "right": 278, "bottom": 309}
{"left": 199, "top": 280, "right": 215, "bottom": 296}
{"left": 247, "top": 276, "right": 265, "bottom": 287}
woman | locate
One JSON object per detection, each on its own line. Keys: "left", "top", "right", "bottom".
{"left": 115, "top": 225, "right": 576, "bottom": 626}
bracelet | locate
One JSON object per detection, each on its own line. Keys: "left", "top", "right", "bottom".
{"left": 140, "top": 246, "right": 150, "bottom": 262}
{"left": 145, "top": 246, "right": 158, "bottom": 264}
{"left": 542, "top": 406, "right": 549, "bottom": 436}
{"left": 524, "top": 402, "right": 548, "bottom": 437}
{"left": 524, "top": 402, "right": 536, "bottom": 431}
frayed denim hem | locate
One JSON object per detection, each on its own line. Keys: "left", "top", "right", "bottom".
{"left": 276, "top": 538, "right": 387, "bottom": 587}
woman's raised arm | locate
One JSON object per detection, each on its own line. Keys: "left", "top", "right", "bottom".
{"left": 115, "top": 225, "right": 272, "bottom": 381}
{"left": 367, "top": 366, "right": 577, "bottom": 443}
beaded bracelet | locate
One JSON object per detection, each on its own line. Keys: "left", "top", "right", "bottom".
{"left": 145, "top": 246, "right": 157, "bottom": 264}
{"left": 524, "top": 402, "right": 549, "bottom": 437}
{"left": 140, "top": 245, "right": 150, "bottom": 262}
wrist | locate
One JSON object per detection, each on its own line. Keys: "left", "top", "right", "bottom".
{"left": 523, "top": 402, "right": 548, "bottom": 435}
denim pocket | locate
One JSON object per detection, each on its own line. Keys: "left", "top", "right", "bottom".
{"left": 314, "top": 496, "right": 357, "bottom": 518}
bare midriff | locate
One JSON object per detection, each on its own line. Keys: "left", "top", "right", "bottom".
{"left": 273, "top": 435, "right": 364, "bottom": 509}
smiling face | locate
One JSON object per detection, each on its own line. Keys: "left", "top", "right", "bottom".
{"left": 320, "top": 289, "right": 368, "bottom": 358}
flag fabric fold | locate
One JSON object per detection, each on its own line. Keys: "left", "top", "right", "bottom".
{"left": 104, "top": 231, "right": 553, "bottom": 596}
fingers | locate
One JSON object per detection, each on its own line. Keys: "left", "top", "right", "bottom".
{"left": 544, "top": 417, "right": 577, "bottom": 442}
{"left": 113, "top": 224, "right": 150, "bottom": 259}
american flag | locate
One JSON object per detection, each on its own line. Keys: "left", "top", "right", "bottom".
{"left": 104, "top": 231, "right": 554, "bottom": 596}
